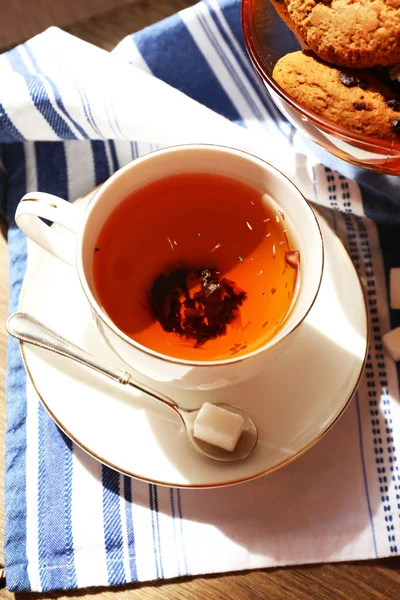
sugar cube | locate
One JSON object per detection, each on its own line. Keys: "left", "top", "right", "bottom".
{"left": 390, "top": 268, "right": 400, "bottom": 310}
{"left": 193, "top": 403, "right": 245, "bottom": 452}
{"left": 383, "top": 327, "right": 400, "bottom": 362}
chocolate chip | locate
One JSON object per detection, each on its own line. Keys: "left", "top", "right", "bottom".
{"left": 386, "top": 99, "right": 400, "bottom": 111}
{"left": 391, "top": 119, "right": 400, "bottom": 134}
{"left": 339, "top": 72, "right": 363, "bottom": 88}
{"left": 353, "top": 102, "right": 366, "bottom": 111}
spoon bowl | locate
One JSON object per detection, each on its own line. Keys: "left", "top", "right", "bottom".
{"left": 6, "top": 312, "right": 258, "bottom": 462}
{"left": 179, "top": 403, "right": 258, "bottom": 462}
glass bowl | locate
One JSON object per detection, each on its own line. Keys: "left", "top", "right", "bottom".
{"left": 241, "top": 0, "right": 400, "bottom": 174}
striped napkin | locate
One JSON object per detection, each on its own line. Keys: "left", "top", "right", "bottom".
{"left": 2, "top": 0, "right": 400, "bottom": 592}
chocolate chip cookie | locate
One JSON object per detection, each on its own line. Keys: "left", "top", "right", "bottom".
{"left": 286, "top": 0, "right": 400, "bottom": 68}
{"left": 272, "top": 50, "right": 400, "bottom": 140}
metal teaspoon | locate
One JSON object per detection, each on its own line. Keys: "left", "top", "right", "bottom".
{"left": 6, "top": 312, "right": 258, "bottom": 462}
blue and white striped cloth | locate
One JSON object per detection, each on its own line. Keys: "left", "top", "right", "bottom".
{"left": 2, "top": 0, "right": 400, "bottom": 592}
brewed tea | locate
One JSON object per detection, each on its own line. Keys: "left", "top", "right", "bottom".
{"left": 93, "top": 172, "right": 299, "bottom": 361}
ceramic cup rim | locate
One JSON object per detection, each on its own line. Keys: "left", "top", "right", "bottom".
{"left": 76, "top": 144, "right": 324, "bottom": 368}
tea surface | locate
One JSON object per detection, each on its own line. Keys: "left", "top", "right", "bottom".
{"left": 93, "top": 173, "right": 298, "bottom": 361}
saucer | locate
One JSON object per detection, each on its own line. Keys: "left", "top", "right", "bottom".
{"left": 19, "top": 194, "right": 368, "bottom": 488}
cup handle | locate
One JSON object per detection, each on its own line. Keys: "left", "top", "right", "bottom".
{"left": 15, "top": 192, "right": 84, "bottom": 266}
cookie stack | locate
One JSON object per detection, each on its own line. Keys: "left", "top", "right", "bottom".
{"left": 271, "top": 0, "right": 400, "bottom": 141}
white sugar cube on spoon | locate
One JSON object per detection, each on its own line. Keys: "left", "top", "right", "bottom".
{"left": 383, "top": 327, "right": 400, "bottom": 361}
{"left": 390, "top": 268, "right": 400, "bottom": 310}
{"left": 193, "top": 402, "right": 245, "bottom": 452}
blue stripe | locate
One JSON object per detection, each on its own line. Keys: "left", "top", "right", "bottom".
{"left": 63, "top": 435, "right": 78, "bottom": 588}
{"left": 113, "top": 112, "right": 124, "bottom": 140}
{"left": 355, "top": 393, "right": 378, "bottom": 558}
{"left": 130, "top": 142, "right": 137, "bottom": 160}
{"left": 375, "top": 221, "right": 400, "bottom": 384}
{"left": 2, "top": 143, "right": 28, "bottom": 224}
{"left": 169, "top": 488, "right": 188, "bottom": 576}
{"left": 148, "top": 485, "right": 164, "bottom": 578}
{"left": 123, "top": 477, "right": 138, "bottom": 581}
{"left": 23, "top": 43, "right": 89, "bottom": 139}
{"left": 0, "top": 146, "right": 4, "bottom": 209}
{"left": 76, "top": 84, "right": 102, "bottom": 137}
{"left": 320, "top": 170, "right": 381, "bottom": 555}
{"left": 36, "top": 142, "right": 68, "bottom": 199}
{"left": 0, "top": 103, "right": 24, "bottom": 142}
{"left": 102, "top": 467, "right": 126, "bottom": 586}
{"left": 372, "top": 219, "right": 400, "bottom": 309}
{"left": 110, "top": 102, "right": 125, "bottom": 140}
{"left": 6, "top": 48, "right": 77, "bottom": 140}
{"left": 104, "top": 101, "right": 120, "bottom": 139}
{"left": 29, "top": 138, "right": 76, "bottom": 590}
{"left": 344, "top": 190, "right": 397, "bottom": 555}
{"left": 91, "top": 140, "right": 110, "bottom": 186}
{"left": 196, "top": 5, "right": 269, "bottom": 125}
{"left": 4, "top": 221, "right": 30, "bottom": 591}
{"left": 364, "top": 214, "right": 400, "bottom": 552}
{"left": 367, "top": 185, "right": 400, "bottom": 379}
{"left": 176, "top": 489, "right": 188, "bottom": 574}
{"left": 133, "top": 14, "right": 241, "bottom": 122}
{"left": 205, "top": 0, "right": 263, "bottom": 84}
{"left": 37, "top": 403, "right": 77, "bottom": 590}
{"left": 360, "top": 183, "right": 400, "bottom": 225}
{"left": 49, "top": 55, "right": 102, "bottom": 138}
{"left": 196, "top": 8, "right": 260, "bottom": 123}
{"left": 4, "top": 331, "right": 30, "bottom": 591}
{"left": 148, "top": 485, "right": 159, "bottom": 577}
{"left": 109, "top": 140, "right": 119, "bottom": 173}
{"left": 169, "top": 489, "right": 181, "bottom": 576}
{"left": 330, "top": 174, "right": 396, "bottom": 555}
{"left": 203, "top": 0, "right": 290, "bottom": 130}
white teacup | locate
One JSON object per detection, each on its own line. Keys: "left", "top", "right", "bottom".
{"left": 15, "top": 145, "right": 323, "bottom": 390}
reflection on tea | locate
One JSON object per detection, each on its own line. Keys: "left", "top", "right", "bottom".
{"left": 93, "top": 172, "right": 299, "bottom": 361}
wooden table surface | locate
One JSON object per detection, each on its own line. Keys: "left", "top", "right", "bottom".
{"left": 1, "top": 1, "right": 400, "bottom": 598}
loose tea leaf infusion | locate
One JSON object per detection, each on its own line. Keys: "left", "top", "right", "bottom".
{"left": 93, "top": 172, "right": 299, "bottom": 361}
{"left": 150, "top": 267, "right": 247, "bottom": 347}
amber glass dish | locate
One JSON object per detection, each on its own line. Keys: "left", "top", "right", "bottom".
{"left": 241, "top": 0, "right": 400, "bottom": 174}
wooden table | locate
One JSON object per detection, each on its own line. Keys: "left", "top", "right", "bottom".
{"left": 1, "top": 2, "right": 400, "bottom": 598}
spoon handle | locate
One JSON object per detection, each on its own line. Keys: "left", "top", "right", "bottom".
{"left": 6, "top": 312, "right": 183, "bottom": 419}
{"left": 6, "top": 313, "right": 258, "bottom": 461}
{"left": 6, "top": 311, "right": 182, "bottom": 414}
{"left": 6, "top": 312, "right": 133, "bottom": 384}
